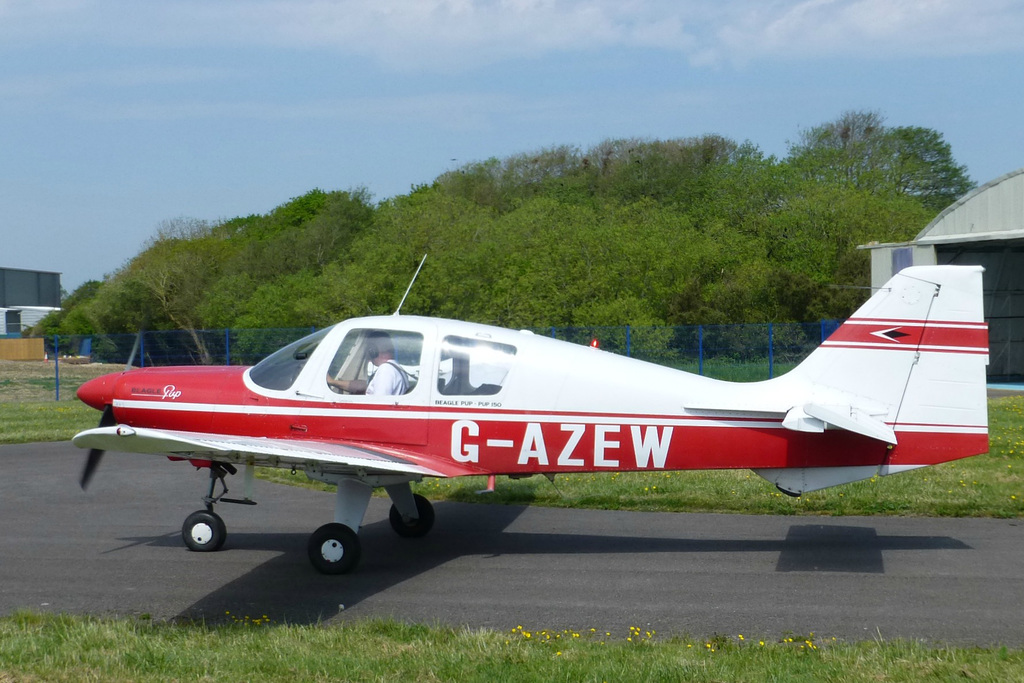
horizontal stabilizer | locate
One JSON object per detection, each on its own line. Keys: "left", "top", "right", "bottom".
{"left": 785, "top": 404, "right": 897, "bottom": 444}
{"left": 687, "top": 402, "right": 897, "bottom": 444}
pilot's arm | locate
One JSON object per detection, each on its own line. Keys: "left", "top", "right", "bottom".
{"left": 326, "top": 374, "right": 367, "bottom": 394}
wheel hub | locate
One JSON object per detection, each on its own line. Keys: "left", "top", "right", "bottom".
{"left": 190, "top": 523, "right": 214, "bottom": 545}
{"left": 320, "top": 539, "right": 345, "bottom": 562}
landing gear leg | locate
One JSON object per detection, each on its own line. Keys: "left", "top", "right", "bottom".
{"left": 180, "top": 462, "right": 255, "bottom": 553}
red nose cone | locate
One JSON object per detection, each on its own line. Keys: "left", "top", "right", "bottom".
{"left": 77, "top": 373, "right": 119, "bottom": 410}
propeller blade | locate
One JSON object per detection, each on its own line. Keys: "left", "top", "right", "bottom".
{"left": 125, "top": 331, "right": 142, "bottom": 370}
{"left": 80, "top": 448, "right": 104, "bottom": 490}
{"left": 99, "top": 404, "right": 117, "bottom": 427}
{"left": 80, "top": 405, "right": 117, "bottom": 490}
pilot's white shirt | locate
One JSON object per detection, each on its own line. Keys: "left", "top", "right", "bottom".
{"left": 366, "top": 360, "right": 408, "bottom": 396}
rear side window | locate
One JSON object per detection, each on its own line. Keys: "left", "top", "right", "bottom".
{"left": 437, "top": 336, "right": 516, "bottom": 396}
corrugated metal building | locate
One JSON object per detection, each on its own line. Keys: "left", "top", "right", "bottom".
{"left": 863, "top": 166, "right": 1024, "bottom": 379}
{"left": 0, "top": 267, "right": 62, "bottom": 336}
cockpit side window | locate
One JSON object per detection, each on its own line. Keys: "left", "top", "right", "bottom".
{"left": 249, "top": 327, "right": 332, "bottom": 391}
{"left": 437, "top": 336, "right": 516, "bottom": 396}
{"left": 326, "top": 328, "right": 423, "bottom": 396}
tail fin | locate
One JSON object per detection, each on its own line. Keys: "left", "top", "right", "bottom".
{"left": 755, "top": 265, "right": 989, "bottom": 494}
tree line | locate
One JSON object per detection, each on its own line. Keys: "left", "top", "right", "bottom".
{"left": 40, "top": 110, "right": 973, "bottom": 337}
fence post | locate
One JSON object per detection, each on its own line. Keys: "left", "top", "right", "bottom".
{"left": 225, "top": 328, "right": 231, "bottom": 366}
{"left": 140, "top": 331, "right": 145, "bottom": 368}
{"left": 768, "top": 323, "right": 774, "bottom": 379}
{"left": 698, "top": 325, "right": 704, "bottom": 376}
{"left": 54, "top": 335, "right": 60, "bottom": 401}
{"left": 625, "top": 325, "right": 631, "bottom": 358}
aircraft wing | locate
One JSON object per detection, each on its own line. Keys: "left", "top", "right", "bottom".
{"left": 72, "top": 426, "right": 479, "bottom": 478}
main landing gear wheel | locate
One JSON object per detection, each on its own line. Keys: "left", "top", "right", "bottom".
{"left": 308, "top": 523, "right": 361, "bottom": 575}
{"left": 388, "top": 493, "right": 435, "bottom": 538}
{"left": 182, "top": 510, "right": 227, "bottom": 552}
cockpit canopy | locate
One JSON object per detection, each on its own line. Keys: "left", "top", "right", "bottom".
{"left": 246, "top": 319, "right": 519, "bottom": 399}
{"left": 248, "top": 326, "right": 333, "bottom": 391}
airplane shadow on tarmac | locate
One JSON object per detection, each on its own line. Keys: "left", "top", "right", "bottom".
{"left": 107, "top": 502, "right": 973, "bottom": 626}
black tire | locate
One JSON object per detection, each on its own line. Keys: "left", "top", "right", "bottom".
{"left": 388, "top": 494, "right": 435, "bottom": 538}
{"left": 182, "top": 510, "right": 226, "bottom": 552}
{"left": 307, "top": 523, "right": 361, "bottom": 575}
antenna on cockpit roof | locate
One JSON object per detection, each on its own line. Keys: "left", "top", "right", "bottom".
{"left": 394, "top": 253, "right": 427, "bottom": 315}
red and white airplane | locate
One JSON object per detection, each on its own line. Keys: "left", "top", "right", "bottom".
{"left": 73, "top": 265, "right": 989, "bottom": 574}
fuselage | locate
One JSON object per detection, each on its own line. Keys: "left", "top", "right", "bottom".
{"left": 76, "top": 314, "right": 986, "bottom": 479}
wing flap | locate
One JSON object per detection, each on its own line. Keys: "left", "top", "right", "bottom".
{"left": 72, "top": 426, "right": 477, "bottom": 478}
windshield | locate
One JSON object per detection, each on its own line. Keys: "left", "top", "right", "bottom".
{"left": 248, "top": 327, "right": 332, "bottom": 391}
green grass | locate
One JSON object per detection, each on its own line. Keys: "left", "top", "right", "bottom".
{"left": 0, "top": 359, "right": 116, "bottom": 403}
{"left": 1, "top": 612, "right": 1021, "bottom": 683}
{"left": 0, "top": 400, "right": 99, "bottom": 444}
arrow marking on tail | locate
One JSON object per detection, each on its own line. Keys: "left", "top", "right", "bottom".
{"left": 870, "top": 327, "right": 911, "bottom": 343}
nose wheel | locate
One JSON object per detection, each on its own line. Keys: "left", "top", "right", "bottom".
{"left": 182, "top": 510, "right": 227, "bottom": 551}
{"left": 181, "top": 462, "right": 253, "bottom": 554}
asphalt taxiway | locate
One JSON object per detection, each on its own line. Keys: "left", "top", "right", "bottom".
{"left": 1, "top": 442, "right": 1022, "bottom": 645}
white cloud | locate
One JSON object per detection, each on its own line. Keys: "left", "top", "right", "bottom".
{"left": 713, "top": 0, "right": 1024, "bottom": 64}
{"left": 1, "top": 1, "right": 1022, "bottom": 69}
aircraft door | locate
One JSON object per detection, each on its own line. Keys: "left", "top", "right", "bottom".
{"left": 308, "top": 326, "right": 431, "bottom": 446}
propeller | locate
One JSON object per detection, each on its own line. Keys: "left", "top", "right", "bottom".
{"left": 80, "top": 405, "right": 116, "bottom": 490}
{"left": 80, "top": 331, "right": 141, "bottom": 490}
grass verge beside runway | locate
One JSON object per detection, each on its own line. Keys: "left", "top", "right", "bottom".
{"left": 1, "top": 612, "right": 1022, "bottom": 683}
{"left": 0, "top": 400, "right": 98, "bottom": 444}
{"left": 3, "top": 396, "right": 1023, "bottom": 517}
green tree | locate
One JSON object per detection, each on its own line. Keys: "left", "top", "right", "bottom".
{"left": 33, "top": 280, "right": 102, "bottom": 335}
{"left": 887, "top": 126, "right": 974, "bottom": 211}
{"left": 788, "top": 110, "right": 974, "bottom": 211}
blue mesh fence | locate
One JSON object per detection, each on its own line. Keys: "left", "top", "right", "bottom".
{"left": 533, "top": 320, "right": 842, "bottom": 381}
{"left": 44, "top": 328, "right": 317, "bottom": 368}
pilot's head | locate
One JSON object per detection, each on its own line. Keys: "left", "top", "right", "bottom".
{"left": 365, "top": 331, "right": 396, "bottom": 365}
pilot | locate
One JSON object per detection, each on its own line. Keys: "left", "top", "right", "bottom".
{"left": 327, "top": 331, "right": 409, "bottom": 395}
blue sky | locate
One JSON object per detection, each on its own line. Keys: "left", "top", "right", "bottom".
{"left": 3, "top": 0, "right": 1023, "bottom": 292}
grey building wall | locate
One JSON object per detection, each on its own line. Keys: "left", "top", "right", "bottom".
{"left": 0, "top": 268, "right": 62, "bottom": 335}
{"left": 0, "top": 268, "right": 61, "bottom": 308}
{"left": 863, "top": 166, "right": 1024, "bottom": 379}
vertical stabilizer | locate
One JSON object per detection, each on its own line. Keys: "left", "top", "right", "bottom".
{"left": 755, "top": 265, "right": 988, "bottom": 494}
